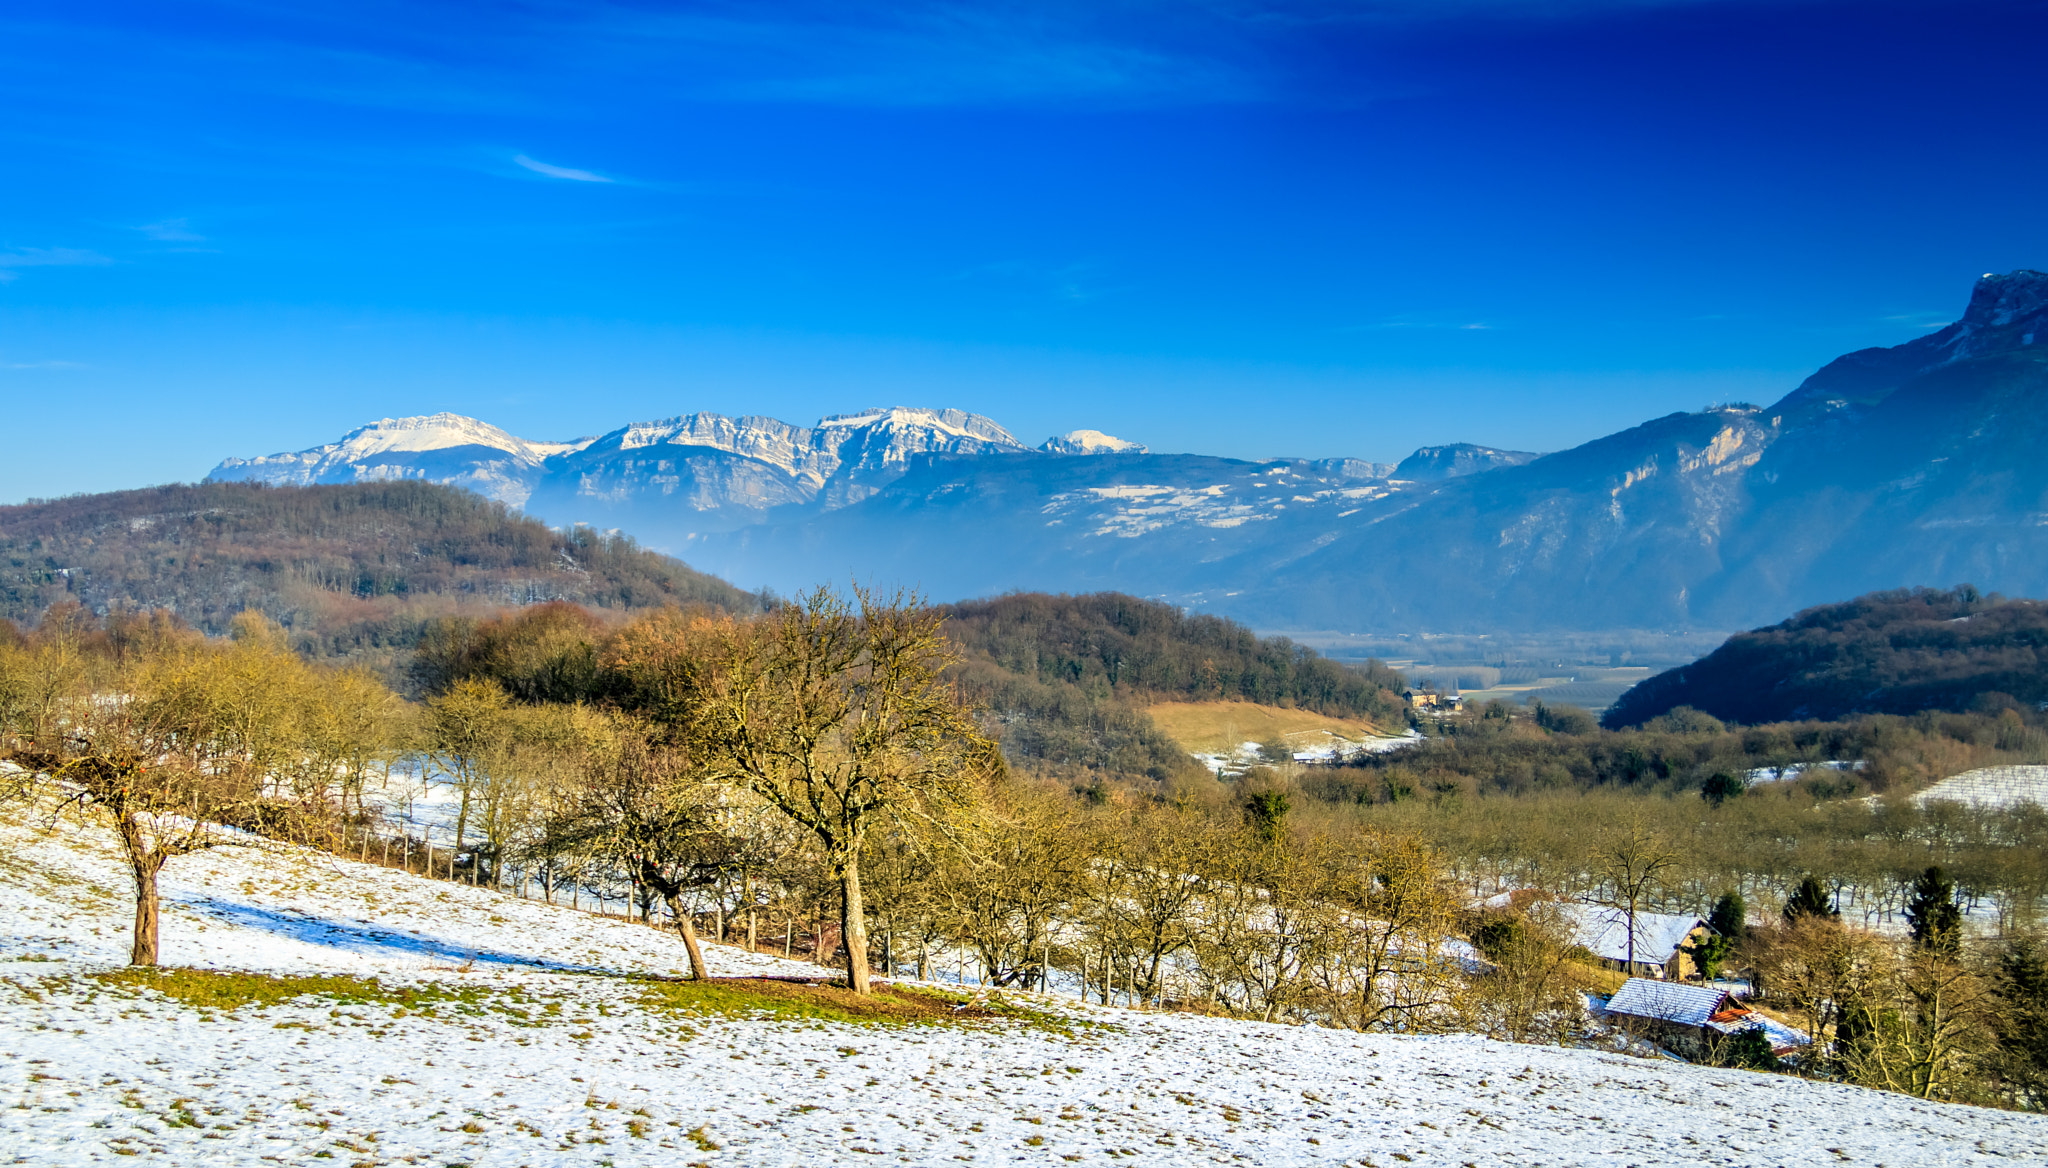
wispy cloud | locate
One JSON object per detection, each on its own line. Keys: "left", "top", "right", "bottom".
{"left": 514, "top": 154, "right": 614, "bottom": 183}
{"left": 135, "top": 218, "right": 204, "bottom": 242}
{"left": 1, "top": 359, "right": 83, "bottom": 371}
{"left": 0, "top": 247, "right": 113, "bottom": 282}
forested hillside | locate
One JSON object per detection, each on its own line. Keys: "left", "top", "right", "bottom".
{"left": 1604, "top": 586, "right": 2048, "bottom": 727}
{"left": 0, "top": 481, "right": 757, "bottom": 674}
{"left": 938, "top": 592, "right": 1406, "bottom": 781}
{"left": 939, "top": 592, "right": 1405, "bottom": 717}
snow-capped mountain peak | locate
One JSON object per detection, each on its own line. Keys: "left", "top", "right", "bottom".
{"left": 1040, "top": 429, "right": 1147, "bottom": 455}
{"left": 210, "top": 405, "right": 1044, "bottom": 524}
{"left": 328, "top": 413, "right": 585, "bottom": 462}
{"left": 208, "top": 413, "right": 593, "bottom": 507}
{"left": 817, "top": 406, "right": 1023, "bottom": 448}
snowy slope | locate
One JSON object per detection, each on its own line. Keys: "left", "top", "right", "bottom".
{"left": 207, "top": 414, "right": 594, "bottom": 507}
{"left": 1910, "top": 765, "right": 2048, "bottom": 811}
{"left": 4, "top": 808, "right": 2043, "bottom": 1167}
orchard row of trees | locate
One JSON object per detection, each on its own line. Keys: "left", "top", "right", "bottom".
{"left": 0, "top": 591, "right": 993, "bottom": 994}
{"left": 0, "top": 594, "right": 1541, "bottom": 1038}
{"left": 1306, "top": 692, "right": 2048, "bottom": 936}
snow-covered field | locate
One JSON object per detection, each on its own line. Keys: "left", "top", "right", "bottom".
{"left": 5, "top": 808, "right": 2045, "bottom": 1167}
{"left": 1910, "top": 765, "right": 2048, "bottom": 811}
{"left": 1194, "top": 731, "right": 1422, "bottom": 777}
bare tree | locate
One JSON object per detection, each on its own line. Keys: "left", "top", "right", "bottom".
{"left": 546, "top": 710, "right": 728, "bottom": 980}
{"left": 422, "top": 677, "right": 514, "bottom": 876}
{"left": 935, "top": 791, "right": 1088, "bottom": 989}
{"left": 676, "top": 587, "right": 1003, "bottom": 994}
{"left": 1598, "top": 822, "right": 1680, "bottom": 975}
{"left": 1316, "top": 830, "right": 1470, "bottom": 1034}
{"left": 3, "top": 626, "right": 339, "bottom": 965}
{"left": 1470, "top": 901, "right": 1588, "bottom": 1044}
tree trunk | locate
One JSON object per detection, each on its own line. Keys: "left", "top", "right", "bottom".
{"left": 837, "top": 856, "right": 873, "bottom": 994}
{"left": 639, "top": 861, "right": 710, "bottom": 981}
{"left": 714, "top": 873, "right": 727, "bottom": 942}
{"left": 130, "top": 866, "right": 161, "bottom": 966}
{"left": 744, "top": 871, "right": 756, "bottom": 951}
{"left": 121, "top": 818, "right": 163, "bottom": 967}
{"left": 660, "top": 892, "right": 711, "bottom": 982}
{"left": 452, "top": 782, "right": 471, "bottom": 868}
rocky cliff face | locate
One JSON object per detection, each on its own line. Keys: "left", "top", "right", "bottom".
{"left": 517, "top": 407, "right": 1029, "bottom": 531}
{"left": 1392, "top": 443, "right": 1541, "bottom": 481}
{"left": 1774, "top": 268, "right": 2048, "bottom": 422}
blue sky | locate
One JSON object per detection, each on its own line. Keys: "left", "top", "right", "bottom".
{"left": 2, "top": 0, "right": 2043, "bottom": 501}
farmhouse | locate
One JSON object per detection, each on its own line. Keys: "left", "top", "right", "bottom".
{"left": 1555, "top": 903, "right": 1712, "bottom": 980}
{"left": 1604, "top": 978, "right": 1809, "bottom": 1062}
{"left": 1405, "top": 689, "right": 1463, "bottom": 713}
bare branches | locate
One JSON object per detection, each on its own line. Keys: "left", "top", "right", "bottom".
{"left": 619, "top": 585, "right": 1003, "bottom": 994}
{"left": 1597, "top": 822, "right": 1680, "bottom": 975}
{"left": 1, "top": 612, "right": 356, "bottom": 965}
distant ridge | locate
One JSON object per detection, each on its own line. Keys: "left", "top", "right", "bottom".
{"left": 1392, "top": 443, "right": 1540, "bottom": 482}
{"left": 198, "top": 270, "right": 2048, "bottom": 634}
{"left": 0, "top": 480, "right": 755, "bottom": 674}
{"left": 209, "top": 413, "right": 595, "bottom": 507}
{"left": 1603, "top": 586, "right": 2048, "bottom": 727}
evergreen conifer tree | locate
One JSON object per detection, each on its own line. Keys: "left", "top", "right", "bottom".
{"left": 1709, "top": 889, "right": 1747, "bottom": 943}
{"left": 1782, "top": 875, "right": 1839, "bottom": 924}
{"left": 1991, "top": 937, "right": 2048, "bottom": 1109}
{"left": 1243, "top": 790, "right": 1291, "bottom": 845}
{"left": 1718, "top": 1025, "right": 1780, "bottom": 1072}
{"left": 1905, "top": 866, "right": 1962, "bottom": 955}
{"left": 1700, "top": 771, "right": 1744, "bottom": 806}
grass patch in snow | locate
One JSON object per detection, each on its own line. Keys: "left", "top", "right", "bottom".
{"left": 91, "top": 967, "right": 390, "bottom": 1012}
{"left": 88, "top": 967, "right": 551, "bottom": 1022}
{"left": 630, "top": 976, "right": 1073, "bottom": 1031}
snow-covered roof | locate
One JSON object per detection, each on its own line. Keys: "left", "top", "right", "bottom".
{"left": 1555, "top": 903, "right": 1704, "bottom": 965}
{"left": 1606, "top": 978, "right": 1731, "bottom": 1027}
{"left": 1606, "top": 980, "right": 1812, "bottom": 1054}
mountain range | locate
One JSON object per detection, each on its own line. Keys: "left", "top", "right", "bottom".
{"left": 209, "top": 269, "right": 2048, "bottom": 635}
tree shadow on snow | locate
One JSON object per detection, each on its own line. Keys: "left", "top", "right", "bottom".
{"left": 187, "top": 900, "right": 620, "bottom": 973}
